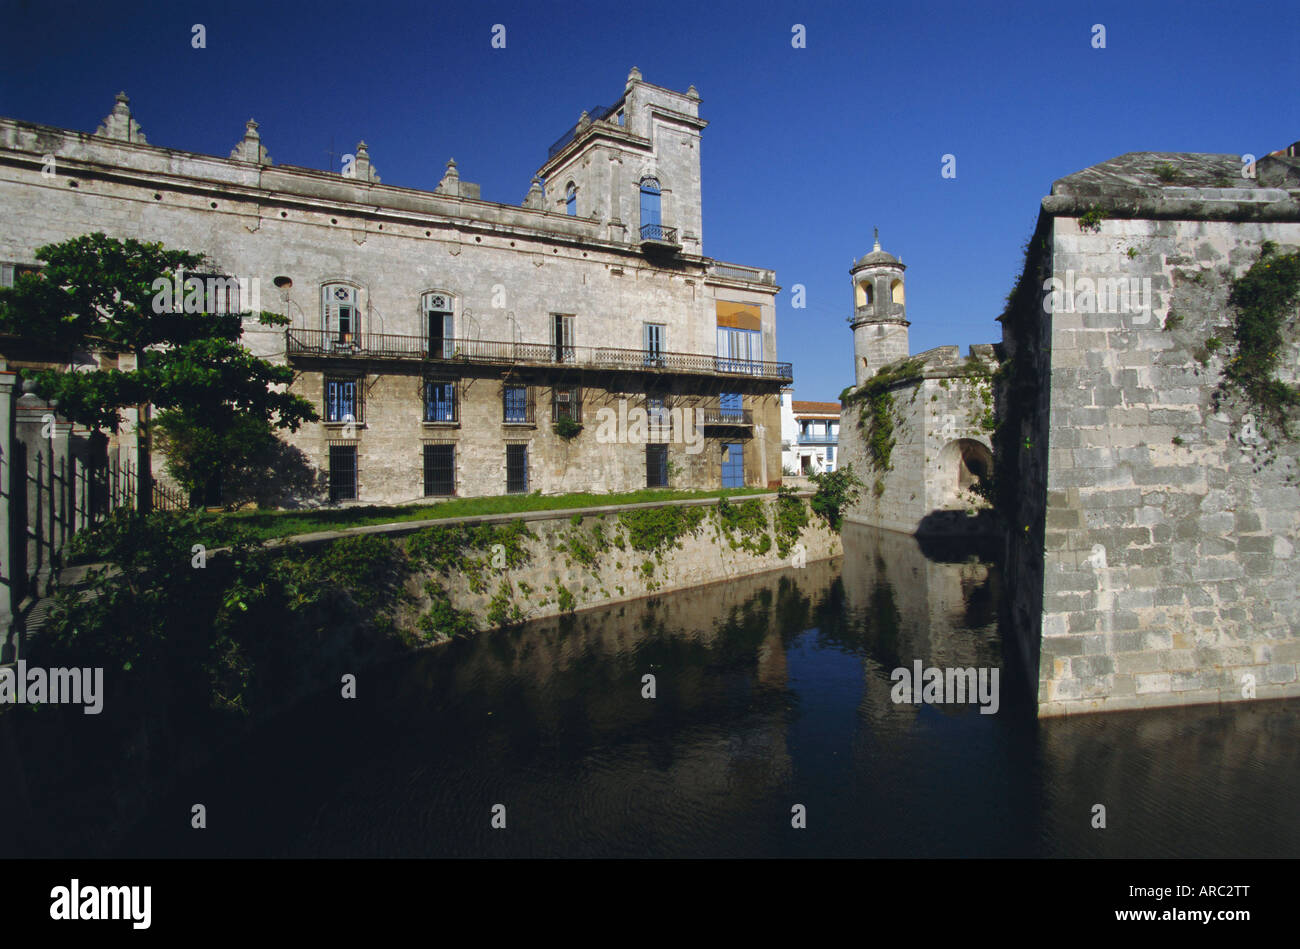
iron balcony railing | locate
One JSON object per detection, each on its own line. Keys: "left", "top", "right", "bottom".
{"left": 700, "top": 408, "right": 754, "bottom": 425}
{"left": 546, "top": 103, "right": 618, "bottom": 160}
{"left": 639, "top": 223, "right": 679, "bottom": 244}
{"left": 798, "top": 432, "right": 838, "bottom": 444}
{"left": 286, "top": 329, "right": 793, "bottom": 382}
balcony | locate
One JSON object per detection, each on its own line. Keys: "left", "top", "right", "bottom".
{"left": 639, "top": 223, "right": 680, "bottom": 252}
{"left": 700, "top": 408, "right": 753, "bottom": 426}
{"left": 286, "top": 329, "right": 793, "bottom": 382}
{"left": 798, "top": 432, "right": 838, "bottom": 445}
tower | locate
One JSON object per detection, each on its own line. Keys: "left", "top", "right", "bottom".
{"left": 849, "top": 229, "right": 909, "bottom": 386}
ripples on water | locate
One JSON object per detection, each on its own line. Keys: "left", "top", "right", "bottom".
{"left": 121, "top": 525, "right": 1300, "bottom": 858}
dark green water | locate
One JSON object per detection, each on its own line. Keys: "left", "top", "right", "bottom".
{"left": 117, "top": 524, "right": 1300, "bottom": 858}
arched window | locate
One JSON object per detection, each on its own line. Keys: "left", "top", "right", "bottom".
{"left": 322, "top": 283, "right": 359, "bottom": 347}
{"left": 423, "top": 291, "right": 455, "bottom": 359}
{"left": 856, "top": 281, "right": 874, "bottom": 307}
{"left": 891, "top": 279, "right": 905, "bottom": 305}
{"left": 639, "top": 176, "right": 661, "bottom": 238}
{"left": 565, "top": 182, "right": 577, "bottom": 216}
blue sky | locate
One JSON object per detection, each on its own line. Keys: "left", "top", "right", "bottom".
{"left": 2, "top": 0, "right": 1297, "bottom": 402}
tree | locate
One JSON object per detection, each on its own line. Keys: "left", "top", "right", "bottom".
{"left": 0, "top": 232, "right": 318, "bottom": 510}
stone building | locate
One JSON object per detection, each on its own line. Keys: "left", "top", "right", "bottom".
{"left": 0, "top": 69, "right": 790, "bottom": 505}
{"left": 836, "top": 232, "right": 999, "bottom": 535}
{"left": 999, "top": 143, "right": 1300, "bottom": 715}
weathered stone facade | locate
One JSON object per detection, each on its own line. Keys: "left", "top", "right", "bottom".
{"left": 839, "top": 347, "right": 998, "bottom": 535}
{"left": 999, "top": 147, "right": 1300, "bottom": 716}
{"left": 0, "top": 70, "right": 789, "bottom": 505}
{"left": 837, "top": 234, "right": 999, "bottom": 535}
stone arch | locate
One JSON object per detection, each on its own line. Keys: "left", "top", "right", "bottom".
{"left": 855, "top": 280, "right": 874, "bottom": 307}
{"left": 890, "top": 278, "right": 905, "bottom": 304}
{"left": 935, "top": 438, "right": 993, "bottom": 506}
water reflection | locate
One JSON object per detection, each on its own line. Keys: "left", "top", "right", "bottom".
{"left": 116, "top": 523, "right": 1300, "bottom": 858}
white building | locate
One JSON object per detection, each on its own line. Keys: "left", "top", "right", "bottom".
{"left": 780, "top": 392, "right": 839, "bottom": 474}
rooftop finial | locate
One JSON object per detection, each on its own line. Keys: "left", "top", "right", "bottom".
{"left": 873, "top": 227, "right": 880, "bottom": 251}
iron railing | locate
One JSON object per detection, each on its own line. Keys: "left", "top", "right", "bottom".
{"left": 547, "top": 103, "right": 619, "bottom": 159}
{"left": 639, "top": 223, "right": 679, "bottom": 244}
{"left": 700, "top": 408, "right": 754, "bottom": 425}
{"left": 798, "top": 433, "right": 838, "bottom": 444}
{"left": 287, "top": 329, "right": 794, "bottom": 381}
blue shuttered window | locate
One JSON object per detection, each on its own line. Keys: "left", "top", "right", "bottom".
{"left": 325, "top": 378, "right": 358, "bottom": 423}
{"left": 424, "top": 381, "right": 457, "bottom": 422}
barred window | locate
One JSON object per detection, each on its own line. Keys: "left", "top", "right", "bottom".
{"left": 506, "top": 444, "right": 529, "bottom": 494}
{"left": 552, "top": 385, "right": 582, "bottom": 424}
{"left": 424, "top": 379, "right": 457, "bottom": 422}
{"left": 329, "top": 444, "right": 358, "bottom": 501}
{"left": 646, "top": 444, "right": 668, "bottom": 488}
{"left": 325, "top": 377, "right": 362, "bottom": 423}
{"left": 423, "top": 444, "right": 455, "bottom": 496}
{"left": 504, "top": 384, "right": 533, "bottom": 423}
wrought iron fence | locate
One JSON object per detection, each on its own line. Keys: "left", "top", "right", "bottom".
{"left": 639, "top": 223, "right": 679, "bottom": 244}
{"left": 287, "top": 329, "right": 794, "bottom": 381}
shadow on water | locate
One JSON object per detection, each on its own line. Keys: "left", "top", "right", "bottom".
{"left": 112, "top": 523, "right": 1300, "bottom": 858}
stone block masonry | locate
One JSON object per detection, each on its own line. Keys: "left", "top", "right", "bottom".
{"left": 999, "top": 147, "right": 1300, "bottom": 716}
{"left": 287, "top": 493, "right": 843, "bottom": 633}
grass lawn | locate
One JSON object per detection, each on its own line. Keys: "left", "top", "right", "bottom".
{"left": 203, "top": 487, "right": 773, "bottom": 541}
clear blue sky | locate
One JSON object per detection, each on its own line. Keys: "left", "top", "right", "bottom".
{"left": 2, "top": 0, "right": 1297, "bottom": 402}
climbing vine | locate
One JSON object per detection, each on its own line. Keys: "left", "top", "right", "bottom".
{"left": 773, "top": 487, "right": 809, "bottom": 558}
{"left": 716, "top": 497, "right": 773, "bottom": 555}
{"left": 843, "top": 357, "right": 924, "bottom": 472}
{"left": 1219, "top": 241, "right": 1300, "bottom": 438}
{"left": 617, "top": 503, "right": 708, "bottom": 553}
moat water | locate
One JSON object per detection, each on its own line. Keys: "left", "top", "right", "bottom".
{"left": 118, "top": 524, "right": 1300, "bottom": 858}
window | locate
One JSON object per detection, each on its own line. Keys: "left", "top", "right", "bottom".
{"left": 423, "top": 292, "right": 454, "bottom": 359}
{"left": 423, "top": 444, "right": 455, "bottom": 497}
{"left": 552, "top": 314, "right": 575, "bottom": 362}
{"left": 329, "top": 445, "right": 357, "bottom": 501}
{"left": 503, "top": 384, "right": 533, "bottom": 423}
{"left": 0, "top": 262, "right": 40, "bottom": 288}
{"left": 646, "top": 444, "right": 668, "bottom": 488}
{"left": 325, "top": 377, "right": 361, "bottom": 423}
{"left": 424, "top": 379, "right": 457, "bottom": 423}
{"left": 643, "top": 322, "right": 665, "bottom": 367}
{"left": 553, "top": 385, "right": 582, "bottom": 424}
{"left": 716, "top": 326, "right": 762, "bottom": 374}
{"left": 506, "top": 444, "right": 529, "bottom": 494}
{"left": 639, "top": 176, "right": 661, "bottom": 239}
{"left": 646, "top": 394, "right": 671, "bottom": 439}
{"left": 565, "top": 182, "right": 577, "bottom": 216}
{"left": 322, "top": 284, "right": 359, "bottom": 345}
{"left": 187, "top": 273, "right": 243, "bottom": 315}
{"left": 825, "top": 446, "right": 835, "bottom": 465}
{"left": 719, "top": 392, "right": 743, "bottom": 422}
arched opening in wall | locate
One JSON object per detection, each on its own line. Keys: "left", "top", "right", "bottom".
{"left": 856, "top": 281, "right": 873, "bottom": 307}
{"left": 565, "top": 182, "right": 577, "bottom": 216}
{"left": 422, "top": 291, "right": 456, "bottom": 358}
{"left": 890, "top": 279, "right": 905, "bottom": 304}
{"left": 935, "top": 438, "right": 993, "bottom": 507}
{"left": 639, "top": 176, "right": 662, "bottom": 238}
{"left": 321, "top": 282, "right": 360, "bottom": 349}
